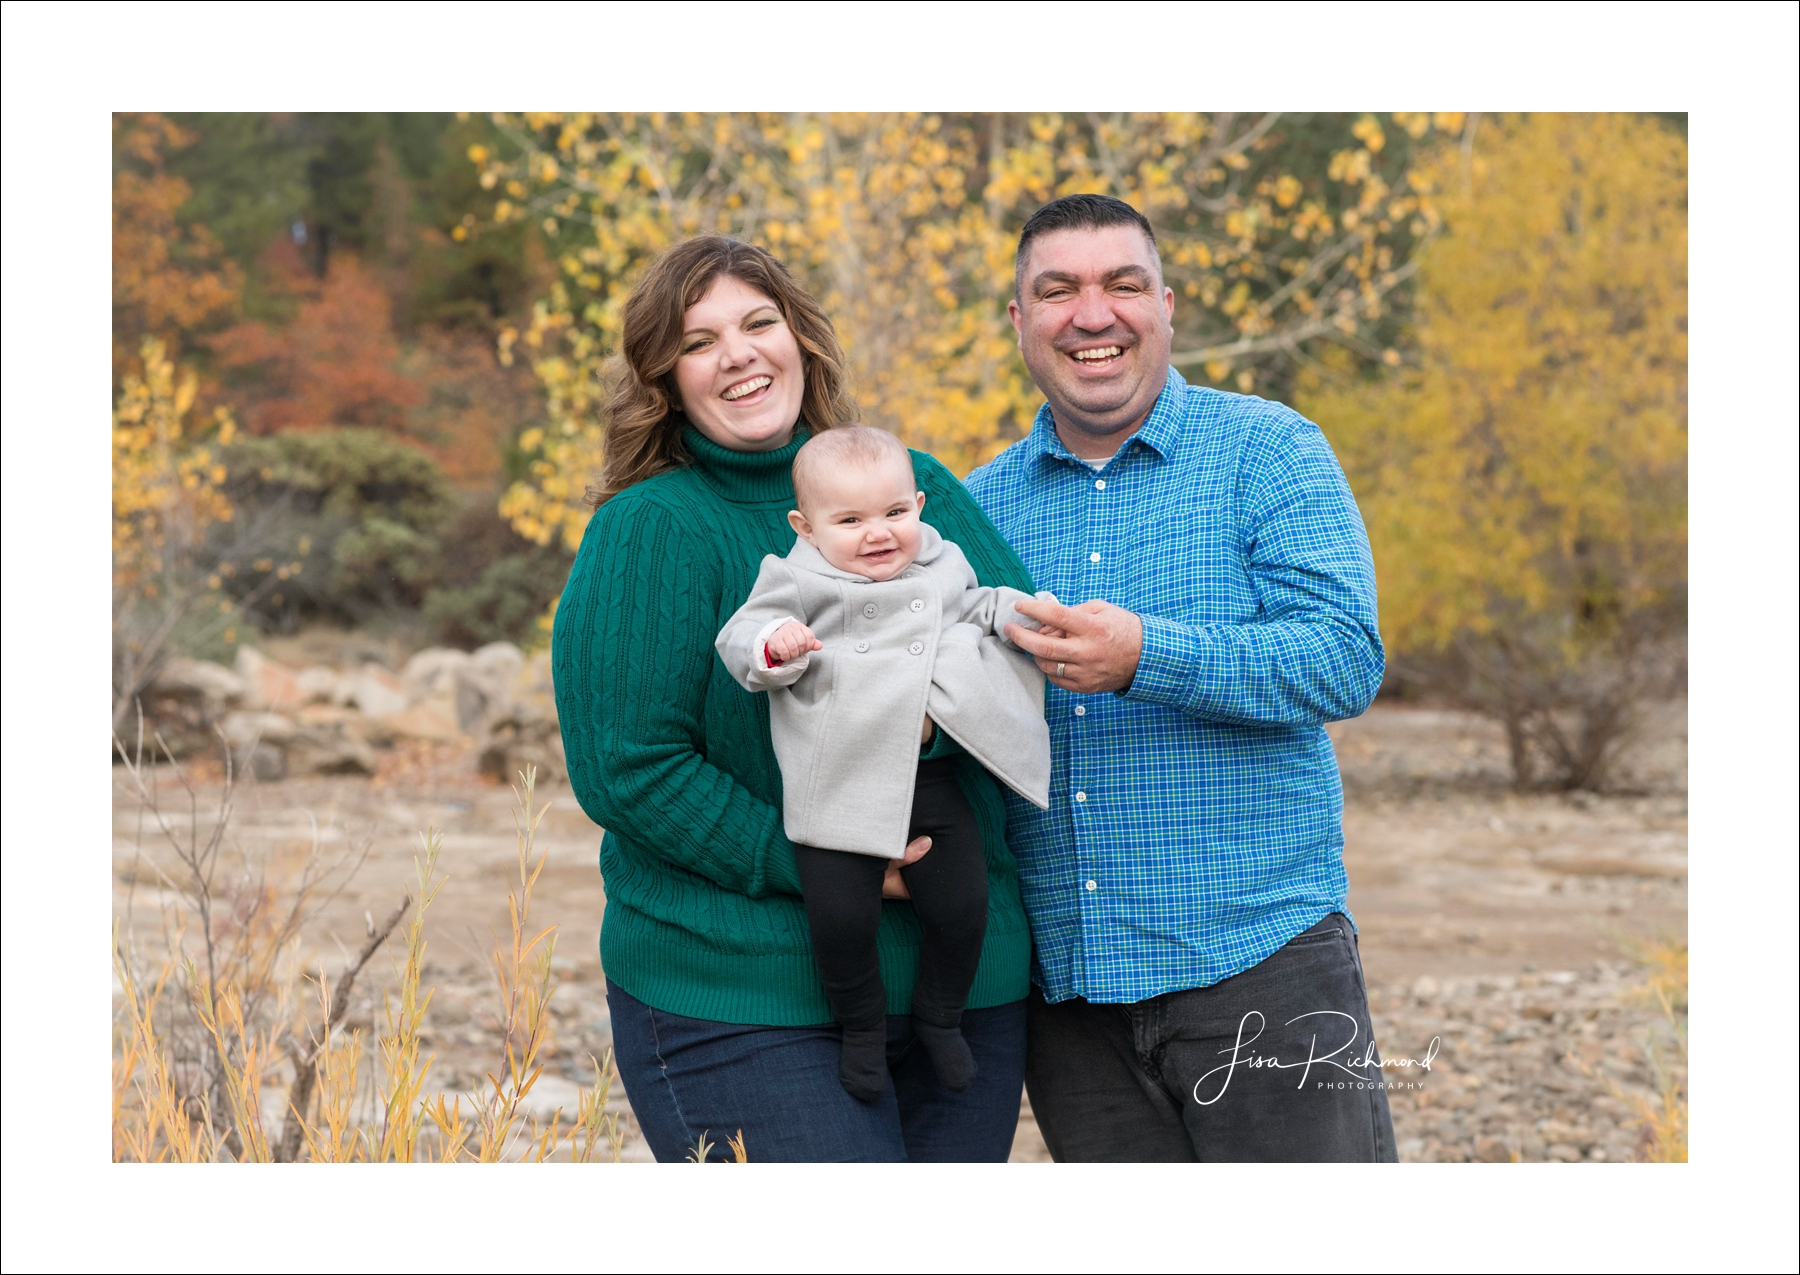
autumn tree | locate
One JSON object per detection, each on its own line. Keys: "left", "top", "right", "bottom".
{"left": 207, "top": 240, "right": 425, "bottom": 434}
{"left": 462, "top": 112, "right": 1456, "bottom": 553}
{"left": 112, "top": 114, "right": 241, "bottom": 383}
{"left": 112, "top": 338, "right": 243, "bottom": 727}
{"left": 1305, "top": 113, "right": 1687, "bottom": 790}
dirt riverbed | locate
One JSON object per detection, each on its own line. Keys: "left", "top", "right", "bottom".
{"left": 113, "top": 700, "right": 1685, "bottom": 1163}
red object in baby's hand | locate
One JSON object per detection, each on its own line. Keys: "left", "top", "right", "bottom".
{"left": 764, "top": 642, "right": 783, "bottom": 668}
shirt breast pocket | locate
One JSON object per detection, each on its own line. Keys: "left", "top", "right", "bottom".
{"left": 1124, "top": 505, "right": 1236, "bottom": 621}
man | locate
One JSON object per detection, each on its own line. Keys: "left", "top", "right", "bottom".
{"left": 964, "top": 193, "right": 1397, "bottom": 1162}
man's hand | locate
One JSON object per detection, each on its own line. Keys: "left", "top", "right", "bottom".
{"left": 1006, "top": 597, "right": 1143, "bottom": 695}
{"left": 881, "top": 835, "right": 932, "bottom": 899}
{"left": 766, "top": 620, "right": 822, "bottom": 665}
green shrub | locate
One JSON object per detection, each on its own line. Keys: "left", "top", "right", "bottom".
{"left": 213, "top": 427, "right": 458, "bottom": 630}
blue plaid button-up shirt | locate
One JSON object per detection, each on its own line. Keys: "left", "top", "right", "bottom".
{"left": 964, "top": 368, "right": 1384, "bottom": 1005}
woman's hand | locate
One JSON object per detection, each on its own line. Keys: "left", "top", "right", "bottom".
{"left": 881, "top": 835, "right": 932, "bottom": 899}
{"left": 766, "top": 620, "right": 822, "bottom": 664}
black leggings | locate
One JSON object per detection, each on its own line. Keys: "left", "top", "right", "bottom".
{"left": 793, "top": 757, "right": 990, "bottom": 1032}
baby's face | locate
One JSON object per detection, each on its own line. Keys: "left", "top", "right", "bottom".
{"left": 788, "top": 458, "right": 926, "bottom": 582}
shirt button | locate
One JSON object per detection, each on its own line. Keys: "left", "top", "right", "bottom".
{"left": 862, "top": 602, "right": 878, "bottom": 618}
{"left": 1074, "top": 705, "right": 1086, "bottom": 717}
{"left": 1084, "top": 879, "right": 1097, "bottom": 891}
{"left": 1088, "top": 552, "right": 1101, "bottom": 563}
{"left": 855, "top": 640, "right": 870, "bottom": 653}
{"left": 909, "top": 599, "right": 925, "bottom": 612}
{"left": 908, "top": 641, "right": 924, "bottom": 655}
{"left": 1074, "top": 791, "right": 1086, "bottom": 803}
{"left": 1094, "top": 479, "right": 1106, "bottom": 490}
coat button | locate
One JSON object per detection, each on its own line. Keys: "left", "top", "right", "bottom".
{"left": 855, "top": 640, "right": 870, "bottom": 653}
{"left": 908, "top": 641, "right": 924, "bottom": 655}
{"left": 909, "top": 599, "right": 924, "bottom": 612}
{"left": 863, "top": 602, "right": 878, "bottom": 618}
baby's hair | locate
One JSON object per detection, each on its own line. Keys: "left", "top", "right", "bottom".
{"left": 791, "top": 425, "right": 917, "bottom": 514}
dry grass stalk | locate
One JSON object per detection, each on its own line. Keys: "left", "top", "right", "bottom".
{"left": 1621, "top": 940, "right": 1687, "bottom": 1162}
{"left": 567, "top": 1050, "right": 626, "bottom": 1163}
{"left": 191, "top": 975, "right": 275, "bottom": 1161}
{"left": 374, "top": 831, "right": 446, "bottom": 1162}
{"left": 1570, "top": 938, "right": 1688, "bottom": 1163}
{"left": 468, "top": 767, "right": 560, "bottom": 1162}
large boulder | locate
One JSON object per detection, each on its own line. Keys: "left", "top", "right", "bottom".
{"left": 235, "top": 647, "right": 305, "bottom": 712}
{"left": 345, "top": 663, "right": 410, "bottom": 718}
{"left": 476, "top": 649, "right": 563, "bottom": 784}
{"left": 454, "top": 642, "right": 526, "bottom": 734}
{"left": 153, "top": 658, "right": 247, "bottom": 710}
{"left": 295, "top": 666, "right": 340, "bottom": 704}
{"left": 122, "top": 658, "right": 248, "bottom": 761}
{"left": 219, "top": 711, "right": 299, "bottom": 750}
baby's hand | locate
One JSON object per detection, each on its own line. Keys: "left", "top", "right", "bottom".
{"left": 1036, "top": 624, "right": 1070, "bottom": 640}
{"left": 766, "top": 620, "right": 823, "bottom": 665}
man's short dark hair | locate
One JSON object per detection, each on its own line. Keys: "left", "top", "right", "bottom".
{"left": 1014, "top": 194, "right": 1159, "bottom": 300}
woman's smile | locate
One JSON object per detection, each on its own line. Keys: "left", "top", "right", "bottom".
{"left": 722, "top": 374, "right": 773, "bottom": 403}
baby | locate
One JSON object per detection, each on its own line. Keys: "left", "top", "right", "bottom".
{"left": 716, "top": 426, "right": 1052, "bottom": 1103}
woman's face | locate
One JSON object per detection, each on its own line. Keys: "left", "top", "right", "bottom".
{"left": 673, "top": 275, "right": 806, "bottom": 453}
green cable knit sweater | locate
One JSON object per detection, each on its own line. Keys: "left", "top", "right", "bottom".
{"left": 552, "top": 425, "right": 1036, "bottom": 1025}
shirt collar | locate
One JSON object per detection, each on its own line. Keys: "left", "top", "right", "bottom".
{"left": 1024, "top": 367, "right": 1189, "bottom": 472}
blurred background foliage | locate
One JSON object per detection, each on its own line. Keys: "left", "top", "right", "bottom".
{"left": 112, "top": 111, "right": 1686, "bottom": 789}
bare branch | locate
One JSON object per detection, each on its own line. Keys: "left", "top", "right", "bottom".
{"left": 275, "top": 894, "right": 411, "bottom": 1162}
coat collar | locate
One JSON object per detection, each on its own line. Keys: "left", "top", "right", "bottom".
{"left": 785, "top": 521, "right": 946, "bottom": 583}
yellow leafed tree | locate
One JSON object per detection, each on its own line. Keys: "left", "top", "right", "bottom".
{"left": 1304, "top": 113, "right": 1687, "bottom": 789}
{"left": 467, "top": 112, "right": 1450, "bottom": 552}
{"left": 113, "top": 336, "right": 238, "bottom": 729}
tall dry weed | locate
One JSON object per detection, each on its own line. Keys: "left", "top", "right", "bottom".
{"left": 113, "top": 749, "right": 629, "bottom": 1164}
{"left": 1620, "top": 939, "right": 1687, "bottom": 1162}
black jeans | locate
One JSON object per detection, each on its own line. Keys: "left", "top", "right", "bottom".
{"left": 793, "top": 757, "right": 989, "bottom": 1034}
{"left": 1025, "top": 912, "right": 1398, "bottom": 1162}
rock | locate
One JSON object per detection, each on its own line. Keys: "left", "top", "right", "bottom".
{"left": 348, "top": 663, "right": 410, "bottom": 718}
{"left": 1410, "top": 975, "right": 1441, "bottom": 1002}
{"left": 451, "top": 642, "right": 527, "bottom": 734}
{"left": 471, "top": 641, "right": 526, "bottom": 682}
{"left": 295, "top": 704, "right": 361, "bottom": 727}
{"left": 232, "top": 742, "right": 288, "bottom": 782}
{"left": 403, "top": 648, "right": 472, "bottom": 699}
{"left": 379, "top": 703, "right": 466, "bottom": 744}
{"left": 153, "top": 658, "right": 247, "bottom": 709}
{"left": 296, "top": 666, "right": 339, "bottom": 704}
{"left": 1473, "top": 1136, "right": 1513, "bottom": 1163}
{"left": 219, "top": 711, "right": 298, "bottom": 750}
{"left": 235, "top": 647, "right": 305, "bottom": 711}
{"left": 290, "top": 733, "right": 378, "bottom": 777}
{"left": 478, "top": 716, "right": 566, "bottom": 786}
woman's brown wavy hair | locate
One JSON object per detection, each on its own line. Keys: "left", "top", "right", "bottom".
{"left": 584, "top": 236, "right": 858, "bottom": 506}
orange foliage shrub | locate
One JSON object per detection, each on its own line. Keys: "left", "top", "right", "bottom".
{"left": 208, "top": 241, "right": 424, "bottom": 434}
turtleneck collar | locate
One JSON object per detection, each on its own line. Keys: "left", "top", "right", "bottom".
{"left": 681, "top": 422, "right": 808, "bottom": 505}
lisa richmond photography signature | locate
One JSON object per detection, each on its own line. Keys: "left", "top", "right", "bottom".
{"left": 1192, "top": 1011, "right": 1443, "bottom": 1106}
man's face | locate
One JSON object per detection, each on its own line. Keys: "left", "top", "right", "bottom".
{"left": 1008, "top": 224, "right": 1175, "bottom": 444}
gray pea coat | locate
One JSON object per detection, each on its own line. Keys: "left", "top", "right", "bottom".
{"left": 716, "top": 524, "right": 1053, "bottom": 859}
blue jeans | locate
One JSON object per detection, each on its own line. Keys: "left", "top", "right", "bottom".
{"left": 606, "top": 979, "right": 1027, "bottom": 1162}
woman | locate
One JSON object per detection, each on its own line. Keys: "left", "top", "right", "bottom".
{"left": 552, "top": 236, "right": 1038, "bottom": 1162}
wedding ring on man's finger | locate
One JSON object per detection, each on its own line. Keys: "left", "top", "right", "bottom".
{"left": 1056, "top": 662, "right": 1066, "bottom": 679}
